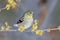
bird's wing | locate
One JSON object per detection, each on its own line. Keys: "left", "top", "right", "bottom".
{"left": 16, "top": 17, "right": 24, "bottom": 24}
{"left": 13, "top": 17, "right": 24, "bottom": 27}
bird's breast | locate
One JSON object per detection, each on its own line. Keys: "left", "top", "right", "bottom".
{"left": 24, "top": 18, "right": 33, "bottom": 29}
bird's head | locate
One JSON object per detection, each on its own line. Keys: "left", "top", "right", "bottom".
{"left": 24, "top": 11, "right": 33, "bottom": 19}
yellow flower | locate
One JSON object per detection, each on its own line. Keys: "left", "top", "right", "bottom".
{"left": 47, "top": 29, "right": 50, "bottom": 32}
{"left": 58, "top": 26, "right": 60, "bottom": 31}
{"left": 36, "top": 30, "right": 43, "bottom": 36}
{"left": 6, "top": 4, "right": 11, "bottom": 10}
{"left": 5, "top": 22, "right": 10, "bottom": 31}
{"left": 1, "top": 26, "right": 5, "bottom": 30}
{"left": 34, "top": 20, "right": 38, "bottom": 25}
{"left": 8, "top": 0, "right": 14, "bottom": 4}
{"left": 18, "top": 25, "right": 25, "bottom": 32}
{"left": 32, "top": 19, "right": 38, "bottom": 32}
{"left": 32, "top": 24, "right": 38, "bottom": 32}
{"left": 5, "top": 27, "right": 10, "bottom": 31}
{"left": 7, "top": 0, "right": 16, "bottom": 9}
{"left": 5, "top": 22, "right": 9, "bottom": 27}
{"left": 11, "top": 2, "right": 16, "bottom": 8}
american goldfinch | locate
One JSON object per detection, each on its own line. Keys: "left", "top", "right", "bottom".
{"left": 14, "top": 11, "right": 33, "bottom": 30}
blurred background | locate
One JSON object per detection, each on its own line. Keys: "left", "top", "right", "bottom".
{"left": 0, "top": 0, "right": 60, "bottom": 40}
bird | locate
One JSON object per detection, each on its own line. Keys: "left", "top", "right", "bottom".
{"left": 13, "top": 10, "right": 33, "bottom": 30}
